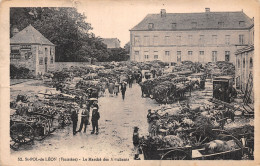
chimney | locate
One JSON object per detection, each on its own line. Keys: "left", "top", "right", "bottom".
{"left": 161, "top": 9, "right": 166, "bottom": 17}
{"left": 205, "top": 8, "right": 210, "bottom": 12}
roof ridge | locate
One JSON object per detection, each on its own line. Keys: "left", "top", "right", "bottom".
{"left": 150, "top": 11, "right": 244, "bottom": 15}
{"left": 10, "top": 25, "right": 54, "bottom": 45}
{"left": 130, "top": 10, "right": 253, "bottom": 31}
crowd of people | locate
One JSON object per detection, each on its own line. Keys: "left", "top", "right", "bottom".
{"left": 69, "top": 71, "right": 143, "bottom": 135}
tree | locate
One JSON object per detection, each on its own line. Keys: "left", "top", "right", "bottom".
{"left": 124, "top": 41, "right": 130, "bottom": 54}
{"left": 107, "top": 48, "right": 129, "bottom": 61}
{"left": 10, "top": 7, "right": 110, "bottom": 62}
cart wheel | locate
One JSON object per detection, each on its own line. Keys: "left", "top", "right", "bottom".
{"left": 189, "top": 130, "right": 210, "bottom": 147}
{"left": 10, "top": 123, "right": 34, "bottom": 144}
{"left": 34, "top": 116, "right": 50, "bottom": 141}
{"left": 161, "top": 150, "right": 191, "bottom": 160}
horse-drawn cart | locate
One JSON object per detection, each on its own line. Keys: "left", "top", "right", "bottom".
{"left": 10, "top": 109, "right": 67, "bottom": 150}
{"left": 10, "top": 113, "right": 51, "bottom": 150}
{"left": 138, "top": 129, "right": 244, "bottom": 160}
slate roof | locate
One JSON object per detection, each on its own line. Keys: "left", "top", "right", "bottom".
{"left": 10, "top": 25, "right": 54, "bottom": 45}
{"left": 130, "top": 11, "right": 254, "bottom": 31}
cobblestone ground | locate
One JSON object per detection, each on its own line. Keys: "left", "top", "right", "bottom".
{"left": 10, "top": 82, "right": 159, "bottom": 160}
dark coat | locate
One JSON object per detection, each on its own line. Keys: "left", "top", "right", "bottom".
{"left": 121, "top": 85, "right": 126, "bottom": 93}
{"left": 91, "top": 110, "right": 100, "bottom": 121}
{"left": 71, "top": 111, "right": 78, "bottom": 122}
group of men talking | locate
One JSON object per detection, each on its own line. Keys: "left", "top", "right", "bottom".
{"left": 70, "top": 99, "right": 100, "bottom": 135}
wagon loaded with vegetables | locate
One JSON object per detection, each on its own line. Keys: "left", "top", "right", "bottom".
{"left": 10, "top": 93, "right": 74, "bottom": 151}
{"left": 136, "top": 103, "right": 247, "bottom": 160}
{"left": 141, "top": 74, "right": 200, "bottom": 104}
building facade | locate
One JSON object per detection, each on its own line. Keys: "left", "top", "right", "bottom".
{"left": 130, "top": 9, "right": 254, "bottom": 64}
{"left": 10, "top": 25, "right": 55, "bottom": 76}
{"left": 101, "top": 38, "right": 121, "bottom": 48}
{"left": 235, "top": 24, "right": 254, "bottom": 101}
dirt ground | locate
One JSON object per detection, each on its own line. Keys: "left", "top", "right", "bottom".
{"left": 10, "top": 81, "right": 159, "bottom": 159}
{"left": 10, "top": 79, "right": 253, "bottom": 160}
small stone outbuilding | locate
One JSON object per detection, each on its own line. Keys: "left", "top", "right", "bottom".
{"left": 10, "top": 25, "right": 55, "bottom": 76}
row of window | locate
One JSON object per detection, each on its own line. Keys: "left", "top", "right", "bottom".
{"left": 135, "top": 51, "right": 231, "bottom": 61}
{"left": 133, "top": 34, "right": 245, "bottom": 46}
{"left": 135, "top": 50, "right": 230, "bottom": 56}
{"left": 147, "top": 21, "right": 245, "bottom": 30}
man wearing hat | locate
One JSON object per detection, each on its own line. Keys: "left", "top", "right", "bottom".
{"left": 91, "top": 107, "right": 100, "bottom": 135}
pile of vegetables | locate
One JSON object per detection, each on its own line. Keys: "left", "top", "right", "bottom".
{"left": 205, "top": 61, "right": 235, "bottom": 78}
{"left": 141, "top": 74, "right": 197, "bottom": 104}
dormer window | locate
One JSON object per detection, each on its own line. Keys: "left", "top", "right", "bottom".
{"left": 218, "top": 22, "right": 224, "bottom": 27}
{"left": 148, "top": 23, "right": 154, "bottom": 30}
{"left": 192, "top": 22, "right": 197, "bottom": 28}
{"left": 239, "top": 21, "right": 245, "bottom": 27}
{"left": 172, "top": 23, "right": 177, "bottom": 29}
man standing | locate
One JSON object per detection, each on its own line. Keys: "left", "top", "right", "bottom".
{"left": 121, "top": 82, "right": 127, "bottom": 100}
{"left": 133, "top": 127, "right": 140, "bottom": 160}
{"left": 147, "top": 109, "right": 159, "bottom": 137}
{"left": 77, "top": 104, "right": 90, "bottom": 133}
{"left": 91, "top": 107, "right": 100, "bottom": 135}
{"left": 114, "top": 81, "right": 120, "bottom": 96}
{"left": 128, "top": 74, "right": 133, "bottom": 88}
{"left": 70, "top": 106, "right": 78, "bottom": 135}
{"left": 147, "top": 109, "right": 153, "bottom": 136}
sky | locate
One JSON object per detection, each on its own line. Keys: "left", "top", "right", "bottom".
{"left": 76, "top": 0, "right": 258, "bottom": 47}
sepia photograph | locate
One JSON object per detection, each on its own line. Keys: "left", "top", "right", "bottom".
{"left": 0, "top": 0, "right": 259, "bottom": 165}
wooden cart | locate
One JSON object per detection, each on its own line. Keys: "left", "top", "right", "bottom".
{"left": 138, "top": 129, "right": 244, "bottom": 160}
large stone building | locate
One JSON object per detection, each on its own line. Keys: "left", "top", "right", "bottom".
{"left": 10, "top": 25, "right": 55, "bottom": 76}
{"left": 130, "top": 8, "right": 254, "bottom": 64}
{"left": 101, "top": 38, "right": 121, "bottom": 48}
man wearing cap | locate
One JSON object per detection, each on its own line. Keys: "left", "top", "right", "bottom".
{"left": 91, "top": 107, "right": 100, "bottom": 135}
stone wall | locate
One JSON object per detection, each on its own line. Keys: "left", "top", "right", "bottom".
{"left": 55, "top": 62, "right": 91, "bottom": 71}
